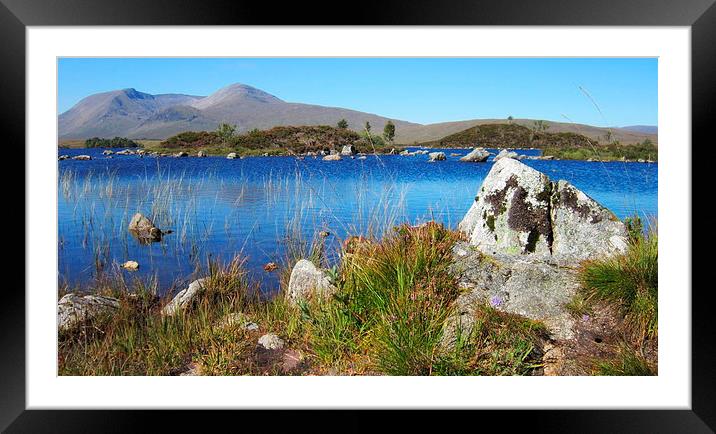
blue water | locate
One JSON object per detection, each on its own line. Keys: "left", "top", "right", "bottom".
{"left": 58, "top": 147, "right": 658, "bottom": 295}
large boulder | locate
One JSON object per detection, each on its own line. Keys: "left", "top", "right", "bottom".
{"left": 128, "top": 213, "right": 162, "bottom": 242}
{"left": 58, "top": 293, "right": 119, "bottom": 332}
{"left": 428, "top": 152, "right": 446, "bottom": 162}
{"left": 340, "top": 145, "right": 356, "bottom": 156}
{"left": 550, "top": 181, "right": 628, "bottom": 260}
{"left": 459, "top": 147, "right": 490, "bottom": 162}
{"left": 448, "top": 243, "right": 579, "bottom": 342}
{"left": 286, "top": 259, "right": 337, "bottom": 303}
{"left": 458, "top": 157, "right": 627, "bottom": 262}
{"left": 459, "top": 158, "right": 553, "bottom": 256}
{"left": 161, "top": 278, "right": 207, "bottom": 316}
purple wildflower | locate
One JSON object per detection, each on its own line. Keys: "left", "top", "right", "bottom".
{"left": 490, "top": 295, "right": 503, "bottom": 307}
{"left": 582, "top": 314, "right": 590, "bottom": 322}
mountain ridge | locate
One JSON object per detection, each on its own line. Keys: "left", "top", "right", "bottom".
{"left": 59, "top": 83, "right": 657, "bottom": 145}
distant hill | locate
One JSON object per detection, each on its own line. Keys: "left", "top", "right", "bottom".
{"left": 59, "top": 84, "right": 418, "bottom": 140}
{"left": 59, "top": 83, "right": 657, "bottom": 146}
{"left": 419, "top": 123, "right": 600, "bottom": 149}
{"left": 617, "top": 125, "right": 658, "bottom": 135}
{"left": 397, "top": 119, "right": 657, "bottom": 146}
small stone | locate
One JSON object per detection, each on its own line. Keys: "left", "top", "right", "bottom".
{"left": 258, "top": 333, "right": 284, "bottom": 350}
{"left": 263, "top": 262, "right": 278, "bottom": 272}
{"left": 122, "top": 260, "right": 139, "bottom": 270}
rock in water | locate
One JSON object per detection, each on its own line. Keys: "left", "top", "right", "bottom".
{"left": 197, "top": 150, "right": 207, "bottom": 157}
{"left": 128, "top": 213, "right": 162, "bottom": 242}
{"left": 286, "top": 259, "right": 336, "bottom": 303}
{"left": 322, "top": 154, "right": 342, "bottom": 161}
{"left": 493, "top": 149, "right": 518, "bottom": 161}
{"left": 428, "top": 152, "right": 446, "bottom": 162}
{"left": 122, "top": 260, "right": 139, "bottom": 270}
{"left": 340, "top": 145, "right": 356, "bottom": 156}
{"left": 458, "top": 157, "right": 627, "bottom": 262}
{"left": 227, "top": 152, "right": 238, "bottom": 159}
{"left": 550, "top": 180, "right": 628, "bottom": 260}
{"left": 72, "top": 155, "right": 92, "bottom": 160}
{"left": 161, "top": 278, "right": 207, "bottom": 316}
{"left": 459, "top": 147, "right": 490, "bottom": 162}
{"left": 58, "top": 293, "right": 119, "bottom": 332}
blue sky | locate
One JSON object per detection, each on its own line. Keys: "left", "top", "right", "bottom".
{"left": 58, "top": 58, "right": 657, "bottom": 127}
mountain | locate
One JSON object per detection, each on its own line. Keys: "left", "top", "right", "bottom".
{"left": 58, "top": 83, "right": 657, "bottom": 146}
{"left": 59, "top": 83, "right": 419, "bottom": 140}
{"left": 617, "top": 125, "right": 658, "bottom": 135}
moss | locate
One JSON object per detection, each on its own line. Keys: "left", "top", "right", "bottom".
{"left": 486, "top": 215, "right": 496, "bottom": 232}
{"left": 484, "top": 175, "right": 518, "bottom": 216}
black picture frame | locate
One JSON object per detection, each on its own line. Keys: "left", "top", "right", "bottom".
{"left": 2, "top": 0, "right": 712, "bottom": 431}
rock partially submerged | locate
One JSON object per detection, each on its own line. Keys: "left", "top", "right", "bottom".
{"left": 493, "top": 149, "right": 518, "bottom": 161}
{"left": 58, "top": 293, "right": 119, "bottom": 332}
{"left": 322, "top": 154, "right": 342, "bottom": 161}
{"left": 128, "top": 213, "right": 163, "bottom": 243}
{"left": 72, "top": 155, "right": 92, "bottom": 161}
{"left": 428, "top": 152, "right": 446, "bottom": 162}
{"left": 340, "top": 145, "right": 356, "bottom": 156}
{"left": 459, "top": 147, "right": 490, "bottom": 162}
{"left": 122, "top": 260, "right": 139, "bottom": 270}
{"left": 227, "top": 152, "right": 238, "bottom": 159}
{"left": 197, "top": 150, "right": 207, "bottom": 157}
{"left": 458, "top": 157, "right": 627, "bottom": 262}
{"left": 161, "top": 278, "right": 207, "bottom": 316}
{"left": 286, "top": 259, "right": 337, "bottom": 303}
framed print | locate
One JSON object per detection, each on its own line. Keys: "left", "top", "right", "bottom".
{"left": 3, "top": 0, "right": 714, "bottom": 431}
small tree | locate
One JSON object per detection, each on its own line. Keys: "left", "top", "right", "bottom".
{"left": 216, "top": 122, "right": 237, "bottom": 145}
{"left": 337, "top": 119, "right": 348, "bottom": 129}
{"left": 383, "top": 120, "right": 396, "bottom": 144}
{"left": 507, "top": 115, "right": 514, "bottom": 124}
{"left": 365, "top": 121, "right": 371, "bottom": 133}
{"left": 603, "top": 130, "right": 613, "bottom": 143}
{"left": 532, "top": 120, "right": 549, "bottom": 133}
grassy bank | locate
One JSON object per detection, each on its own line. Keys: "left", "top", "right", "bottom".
{"left": 59, "top": 223, "right": 549, "bottom": 376}
{"left": 568, "top": 217, "right": 658, "bottom": 375}
{"left": 543, "top": 140, "right": 658, "bottom": 162}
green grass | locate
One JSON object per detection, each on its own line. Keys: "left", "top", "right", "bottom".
{"left": 60, "top": 222, "right": 551, "bottom": 376}
{"left": 594, "top": 346, "right": 655, "bottom": 376}
{"left": 578, "top": 224, "right": 658, "bottom": 342}
{"left": 543, "top": 140, "right": 658, "bottom": 161}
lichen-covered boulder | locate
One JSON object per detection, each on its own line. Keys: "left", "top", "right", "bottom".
{"left": 58, "top": 293, "right": 119, "bottom": 332}
{"left": 459, "top": 147, "right": 490, "bottom": 162}
{"left": 459, "top": 158, "right": 553, "bottom": 256}
{"left": 428, "top": 152, "right": 446, "bottom": 162}
{"left": 550, "top": 180, "right": 628, "bottom": 261}
{"left": 161, "top": 278, "right": 207, "bottom": 316}
{"left": 286, "top": 259, "right": 336, "bottom": 303}
{"left": 258, "top": 333, "right": 285, "bottom": 350}
{"left": 459, "top": 158, "right": 628, "bottom": 262}
{"left": 128, "top": 213, "right": 162, "bottom": 242}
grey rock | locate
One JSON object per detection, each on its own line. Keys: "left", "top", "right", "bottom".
{"left": 550, "top": 180, "right": 628, "bottom": 261}
{"left": 445, "top": 242, "right": 578, "bottom": 343}
{"left": 258, "top": 333, "right": 285, "bottom": 350}
{"left": 58, "top": 293, "right": 119, "bottom": 332}
{"left": 128, "top": 212, "right": 162, "bottom": 242}
{"left": 226, "top": 152, "right": 238, "bottom": 159}
{"left": 493, "top": 149, "right": 518, "bottom": 161}
{"left": 458, "top": 157, "right": 627, "bottom": 262}
{"left": 459, "top": 147, "right": 490, "bottom": 162}
{"left": 72, "top": 155, "right": 92, "bottom": 160}
{"left": 161, "top": 278, "right": 208, "bottom": 316}
{"left": 322, "top": 154, "right": 342, "bottom": 161}
{"left": 428, "top": 152, "right": 446, "bottom": 162}
{"left": 459, "top": 158, "right": 553, "bottom": 256}
{"left": 286, "top": 259, "right": 337, "bottom": 303}
{"left": 58, "top": 155, "right": 70, "bottom": 160}
{"left": 340, "top": 145, "right": 356, "bottom": 156}
{"left": 102, "top": 149, "right": 114, "bottom": 155}
{"left": 197, "top": 150, "right": 207, "bottom": 157}
{"left": 174, "top": 151, "right": 188, "bottom": 157}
